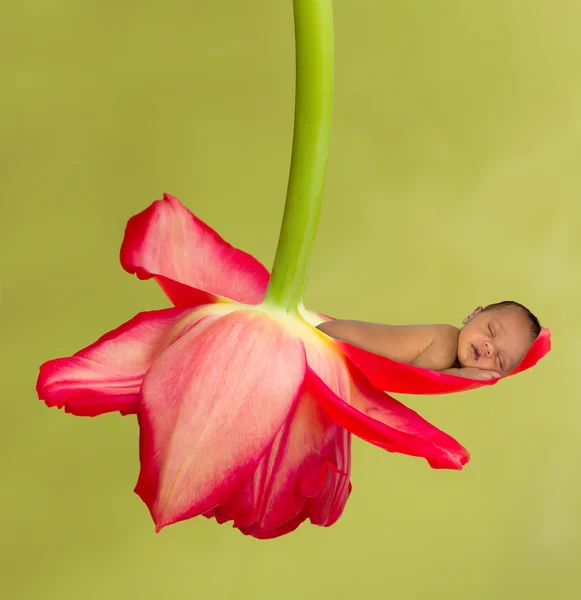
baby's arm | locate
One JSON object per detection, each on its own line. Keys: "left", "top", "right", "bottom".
{"left": 441, "top": 366, "right": 500, "bottom": 380}
{"left": 316, "top": 320, "right": 458, "bottom": 370}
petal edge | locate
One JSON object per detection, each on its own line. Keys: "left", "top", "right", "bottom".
{"left": 121, "top": 194, "right": 270, "bottom": 305}
{"left": 37, "top": 307, "right": 195, "bottom": 417}
{"left": 309, "top": 367, "right": 469, "bottom": 470}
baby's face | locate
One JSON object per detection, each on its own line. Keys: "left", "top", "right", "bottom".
{"left": 457, "top": 307, "right": 534, "bottom": 375}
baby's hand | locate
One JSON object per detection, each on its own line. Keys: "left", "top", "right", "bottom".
{"left": 442, "top": 367, "right": 501, "bottom": 380}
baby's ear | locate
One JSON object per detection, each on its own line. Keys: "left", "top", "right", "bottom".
{"left": 462, "top": 306, "right": 483, "bottom": 324}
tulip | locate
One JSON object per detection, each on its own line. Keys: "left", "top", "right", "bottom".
{"left": 37, "top": 192, "right": 550, "bottom": 537}
{"left": 36, "top": 0, "right": 550, "bottom": 538}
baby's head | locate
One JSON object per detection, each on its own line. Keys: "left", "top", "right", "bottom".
{"left": 457, "top": 301, "right": 541, "bottom": 375}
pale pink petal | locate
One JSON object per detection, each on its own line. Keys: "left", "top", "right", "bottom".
{"left": 210, "top": 395, "right": 351, "bottom": 531}
{"left": 135, "top": 309, "right": 307, "bottom": 531}
{"left": 120, "top": 194, "right": 270, "bottom": 305}
{"left": 299, "top": 336, "right": 353, "bottom": 527}
{"left": 36, "top": 307, "right": 195, "bottom": 417}
{"left": 206, "top": 335, "right": 353, "bottom": 534}
{"left": 310, "top": 364, "right": 470, "bottom": 470}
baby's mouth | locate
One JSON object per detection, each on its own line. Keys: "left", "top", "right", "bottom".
{"left": 471, "top": 344, "right": 481, "bottom": 360}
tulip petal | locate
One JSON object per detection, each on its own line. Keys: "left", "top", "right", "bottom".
{"left": 121, "top": 194, "right": 270, "bottom": 305}
{"left": 37, "top": 307, "right": 195, "bottom": 417}
{"left": 135, "top": 309, "right": 307, "bottom": 531}
{"left": 209, "top": 395, "right": 351, "bottom": 532}
{"left": 150, "top": 274, "right": 221, "bottom": 308}
{"left": 207, "top": 335, "right": 353, "bottom": 534}
{"left": 236, "top": 463, "right": 353, "bottom": 540}
{"left": 310, "top": 365, "right": 470, "bottom": 470}
{"left": 307, "top": 452, "right": 353, "bottom": 527}
{"left": 335, "top": 327, "right": 551, "bottom": 395}
{"left": 239, "top": 507, "right": 309, "bottom": 539}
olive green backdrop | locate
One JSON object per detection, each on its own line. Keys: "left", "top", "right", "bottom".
{"left": 1, "top": 1, "right": 579, "bottom": 599}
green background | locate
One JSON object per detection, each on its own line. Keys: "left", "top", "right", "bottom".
{"left": 1, "top": 1, "right": 579, "bottom": 599}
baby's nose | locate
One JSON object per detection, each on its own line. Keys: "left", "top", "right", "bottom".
{"left": 484, "top": 341, "right": 494, "bottom": 356}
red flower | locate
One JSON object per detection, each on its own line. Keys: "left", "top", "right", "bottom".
{"left": 37, "top": 195, "right": 550, "bottom": 538}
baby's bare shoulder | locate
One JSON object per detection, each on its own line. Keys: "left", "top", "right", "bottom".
{"left": 434, "top": 324, "right": 460, "bottom": 345}
{"left": 413, "top": 324, "right": 459, "bottom": 370}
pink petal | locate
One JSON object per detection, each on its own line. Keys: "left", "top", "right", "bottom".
{"left": 205, "top": 335, "right": 353, "bottom": 535}
{"left": 120, "top": 194, "right": 270, "bottom": 305}
{"left": 151, "top": 275, "right": 220, "bottom": 308}
{"left": 298, "top": 337, "right": 353, "bottom": 527}
{"left": 209, "top": 396, "right": 351, "bottom": 532}
{"left": 236, "top": 469, "right": 353, "bottom": 540}
{"left": 307, "top": 454, "right": 353, "bottom": 527}
{"left": 204, "top": 506, "right": 311, "bottom": 539}
{"left": 310, "top": 365, "right": 470, "bottom": 470}
{"left": 239, "top": 507, "right": 309, "bottom": 539}
{"left": 135, "top": 309, "right": 307, "bottom": 531}
{"left": 37, "top": 307, "right": 195, "bottom": 417}
{"left": 336, "top": 326, "right": 552, "bottom": 395}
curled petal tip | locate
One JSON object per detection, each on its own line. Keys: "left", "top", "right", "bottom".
{"left": 36, "top": 307, "right": 196, "bottom": 417}
{"left": 309, "top": 367, "right": 470, "bottom": 471}
{"left": 120, "top": 194, "right": 270, "bottom": 306}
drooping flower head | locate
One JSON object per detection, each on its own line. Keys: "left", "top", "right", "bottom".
{"left": 38, "top": 195, "right": 550, "bottom": 537}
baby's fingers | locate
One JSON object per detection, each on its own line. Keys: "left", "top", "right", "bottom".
{"left": 481, "top": 370, "right": 501, "bottom": 380}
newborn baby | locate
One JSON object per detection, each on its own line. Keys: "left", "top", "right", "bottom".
{"left": 316, "top": 301, "right": 541, "bottom": 380}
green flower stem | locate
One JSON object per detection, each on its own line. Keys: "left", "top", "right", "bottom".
{"left": 262, "top": 0, "right": 334, "bottom": 313}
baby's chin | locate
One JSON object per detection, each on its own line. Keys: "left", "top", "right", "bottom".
{"left": 457, "top": 348, "right": 472, "bottom": 368}
{"left": 458, "top": 352, "right": 479, "bottom": 369}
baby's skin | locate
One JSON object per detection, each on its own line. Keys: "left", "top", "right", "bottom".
{"left": 316, "top": 305, "right": 537, "bottom": 380}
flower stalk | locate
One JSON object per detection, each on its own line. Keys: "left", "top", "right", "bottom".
{"left": 263, "top": 0, "right": 334, "bottom": 313}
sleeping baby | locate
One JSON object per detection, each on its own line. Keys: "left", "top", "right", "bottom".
{"left": 316, "top": 300, "right": 541, "bottom": 380}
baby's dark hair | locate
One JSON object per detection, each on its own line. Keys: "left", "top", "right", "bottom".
{"left": 482, "top": 300, "right": 541, "bottom": 339}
